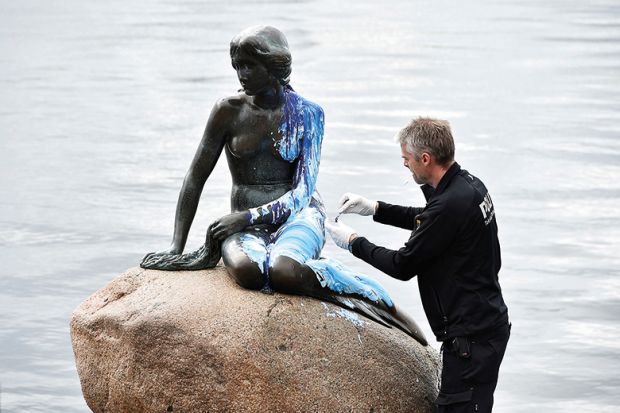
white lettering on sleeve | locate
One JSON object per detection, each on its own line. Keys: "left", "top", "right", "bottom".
{"left": 479, "top": 192, "right": 495, "bottom": 225}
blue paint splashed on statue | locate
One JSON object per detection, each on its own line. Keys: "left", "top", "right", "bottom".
{"left": 239, "top": 233, "right": 268, "bottom": 274}
{"left": 268, "top": 196, "right": 325, "bottom": 263}
{"left": 248, "top": 87, "right": 324, "bottom": 225}
{"left": 306, "top": 258, "right": 394, "bottom": 308}
{"left": 240, "top": 87, "right": 394, "bottom": 309}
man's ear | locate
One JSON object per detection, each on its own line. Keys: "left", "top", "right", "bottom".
{"left": 421, "top": 152, "right": 432, "bottom": 165}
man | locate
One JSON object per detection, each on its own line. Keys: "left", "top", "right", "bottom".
{"left": 325, "top": 117, "right": 510, "bottom": 413}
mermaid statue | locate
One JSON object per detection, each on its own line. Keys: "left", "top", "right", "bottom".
{"left": 141, "top": 26, "right": 427, "bottom": 345}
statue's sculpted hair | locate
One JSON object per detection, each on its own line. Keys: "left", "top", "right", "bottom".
{"left": 230, "top": 26, "right": 292, "bottom": 86}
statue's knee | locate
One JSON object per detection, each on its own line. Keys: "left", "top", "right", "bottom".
{"left": 225, "top": 259, "right": 265, "bottom": 290}
{"left": 269, "top": 256, "right": 307, "bottom": 294}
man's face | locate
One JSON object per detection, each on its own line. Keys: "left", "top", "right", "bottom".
{"left": 401, "top": 143, "right": 428, "bottom": 185}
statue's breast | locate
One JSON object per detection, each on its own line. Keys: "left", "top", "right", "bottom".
{"left": 227, "top": 106, "right": 293, "bottom": 162}
{"left": 227, "top": 132, "right": 274, "bottom": 160}
{"left": 274, "top": 126, "right": 300, "bottom": 162}
{"left": 226, "top": 119, "right": 297, "bottom": 186}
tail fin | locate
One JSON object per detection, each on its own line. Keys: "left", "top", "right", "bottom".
{"left": 318, "top": 294, "right": 428, "bottom": 346}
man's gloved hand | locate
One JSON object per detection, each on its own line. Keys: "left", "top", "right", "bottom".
{"left": 338, "top": 193, "right": 378, "bottom": 216}
{"left": 325, "top": 219, "right": 358, "bottom": 250}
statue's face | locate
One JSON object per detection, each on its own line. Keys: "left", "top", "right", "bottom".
{"left": 231, "top": 48, "right": 272, "bottom": 96}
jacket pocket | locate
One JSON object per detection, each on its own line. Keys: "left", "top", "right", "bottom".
{"left": 462, "top": 340, "right": 500, "bottom": 384}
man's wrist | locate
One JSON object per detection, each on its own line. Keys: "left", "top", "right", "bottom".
{"left": 348, "top": 233, "right": 359, "bottom": 252}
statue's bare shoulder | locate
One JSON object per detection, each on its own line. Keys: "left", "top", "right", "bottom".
{"left": 215, "top": 93, "right": 249, "bottom": 118}
{"left": 212, "top": 92, "right": 279, "bottom": 140}
{"left": 200, "top": 93, "right": 250, "bottom": 141}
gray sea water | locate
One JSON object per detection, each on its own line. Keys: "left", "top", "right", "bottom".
{"left": 1, "top": 0, "right": 619, "bottom": 411}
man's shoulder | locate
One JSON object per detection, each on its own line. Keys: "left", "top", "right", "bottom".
{"left": 441, "top": 170, "right": 489, "bottom": 211}
{"left": 454, "top": 169, "right": 489, "bottom": 195}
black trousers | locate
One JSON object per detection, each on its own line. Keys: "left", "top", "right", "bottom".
{"left": 436, "top": 324, "right": 510, "bottom": 413}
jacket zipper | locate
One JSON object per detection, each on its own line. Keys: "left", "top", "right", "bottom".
{"left": 432, "top": 287, "right": 449, "bottom": 337}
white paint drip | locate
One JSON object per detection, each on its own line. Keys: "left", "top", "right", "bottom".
{"left": 321, "top": 302, "right": 365, "bottom": 328}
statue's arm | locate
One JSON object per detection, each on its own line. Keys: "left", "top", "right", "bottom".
{"left": 167, "top": 100, "right": 230, "bottom": 253}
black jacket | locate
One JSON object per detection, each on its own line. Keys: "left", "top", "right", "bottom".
{"left": 351, "top": 162, "right": 509, "bottom": 342}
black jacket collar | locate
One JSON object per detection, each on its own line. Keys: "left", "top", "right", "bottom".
{"left": 420, "top": 162, "right": 461, "bottom": 201}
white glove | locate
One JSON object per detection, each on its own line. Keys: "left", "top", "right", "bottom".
{"left": 338, "top": 192, "right": 378, "bottom": 216}
{"left": 325, "top": 219, "right": 358, "bottom": 250}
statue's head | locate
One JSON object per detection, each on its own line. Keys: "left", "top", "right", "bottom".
{"left": 230, "top": 26, "right": 292, "bottom": 86}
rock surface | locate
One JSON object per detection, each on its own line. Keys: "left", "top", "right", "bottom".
{"left": 71, "top": 267, "right": 439, "bottom": 413}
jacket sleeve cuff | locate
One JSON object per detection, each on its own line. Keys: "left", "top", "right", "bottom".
{"left": 372, "top": 201, "right": 387, "bottom": 222}
{"left": 350, "top": 236, "right": 366, "bottom": 258}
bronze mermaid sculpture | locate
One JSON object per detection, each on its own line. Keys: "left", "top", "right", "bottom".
{"left": 141, "top": 26, "right": 427, "bottom": 345}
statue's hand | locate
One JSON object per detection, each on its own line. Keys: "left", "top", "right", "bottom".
{"left": 211, "top": 211, "right": 251, "bottom": 241}
{"left": 338, "top": 193, "right": 378, "bottom": 216}
{"left": 141, "top": 244, "right": 182, "bottom": 266}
